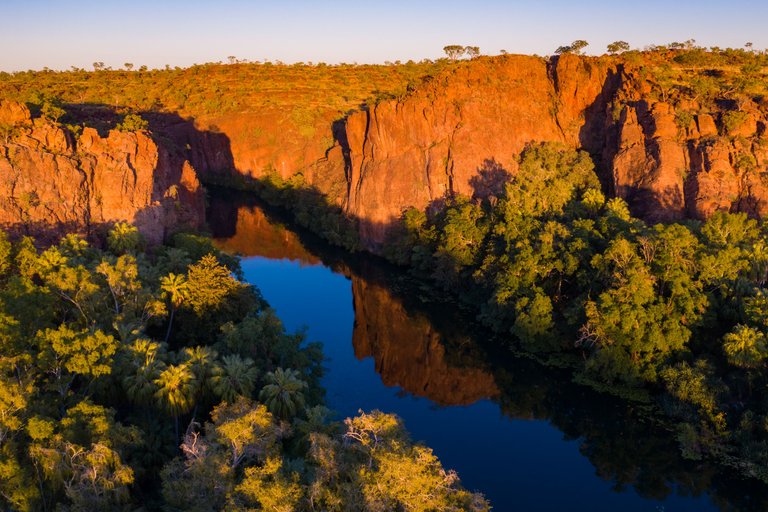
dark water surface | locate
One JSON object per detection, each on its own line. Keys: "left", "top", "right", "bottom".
{"left": 209, "top": 191, "right": 764, "bottom": 512}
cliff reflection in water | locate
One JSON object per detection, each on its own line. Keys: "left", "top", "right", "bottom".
{"left": 208, "top": 193, "right": 321, "bottom": 265}
{"left": 351, "top": 274, "right": 500, "bottom": 406}
{"left": 209, "top": 190, "right": 767, "bottom": 511}
{"left": 209, "top": 190, "right": 500, "bottom": 406}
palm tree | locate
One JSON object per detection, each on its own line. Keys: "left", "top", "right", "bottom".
{"left": 157, "top": 248, "right": 191, "bottom": 275}
{"left": 113, "top": 319, "right": 142, "bottom": 344}
{"left": 107, "top": 221, "right": 141, "bottom": 254}
{"left": 126, "top": 338, "right": 165, "bottom": 367}
{"left": 724, "top": 325, "right": 768, "bottom": 369}
{"left": 181, "top": 346, "right": 219, "bottom": 403}
{"left": 124, "top": 359, "right": 166, "bottom": 406}
{"left": 211, "top": 355, "right": 259, "bottom": 403}
{"left": 154, "top": 363, "right": 197, "bottom": 439}
{"left": 258, "top": 367, "right": 307, "bottom": 420}
{"left": 160, "top": 273, "right": 189, "bottom": 343}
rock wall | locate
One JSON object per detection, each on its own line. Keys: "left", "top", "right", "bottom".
{"left": 5, "top": 54, "right": 768, "bottom": 250}
{"left": 0, "top": 101, "right": 204, "bottom": 243}
{"left": 159, "top": 54, "right": 768, "bottom": 251}
{"left": 342, "top": 54, "right": 620, "bottom": 247}
{"left": 337, "top": 56, "right": 768, "bottom": 249}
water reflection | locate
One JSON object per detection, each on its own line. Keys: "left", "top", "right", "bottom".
{"left": 208, "top": 189, "right": 767, "bottom": 511}
{"left": 351, "top": 273, "right": 500, "bottom": 406}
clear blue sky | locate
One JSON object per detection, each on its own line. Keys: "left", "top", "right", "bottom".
{"left": 1, "top": 0, "right": 766, "bottom": 71}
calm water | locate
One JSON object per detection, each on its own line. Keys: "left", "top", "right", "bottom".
{"left": 209, "top": 191, "right": 764, "bottom": 512}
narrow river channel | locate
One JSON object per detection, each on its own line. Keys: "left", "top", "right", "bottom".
{"left": 209, "top": 190, "right": 763, "bottom": 512}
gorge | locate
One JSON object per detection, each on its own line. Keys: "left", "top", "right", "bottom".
{"left": 2, "top": 47, "right": 768, "bottom": 510}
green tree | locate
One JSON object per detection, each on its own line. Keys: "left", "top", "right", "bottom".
{"left": 106, "top": 222, "right": 142, "bottom": 255}
{"left": 258, "top": 368, "right": 307, "bottom": 420}
{"left": 464, "top": 46, "right": 480, "bottom": 58}
{"left": 723, "top": 325, "right": 768, "bottom": 369}
{"left": 40, "top": 96, "right": 66, "bottom": 123}
{"left": 211, "top": 399, "right": 282, "bottom": 468}
{"left": 37, "top": 326, "right": 119, "bottom": 398}
{"left": 32, "top": 441, "right": 134, "bottom": 510}
{"left": 123, "top": 358, "right": 165, "bottom": 406}
{"left": 160, "top": 272, "right": 189, "bottom": 342}
{"left": 0, "top": 232, "right": 11, "bottom": 277}
{"left": 154, "top": 364, "right": 197, "bottom": 437}
{"left": 115, "top": 113, "right": 149, "bottom": 132}
{"left": 556, "top": 40, "right": 589, "bottom": 55}
{"left": 607, "top": 41, "right": 630, "bottom": 54}
{"left": 443, "top": 45, "right": 466, "bottom": 60}
{"left": 96, "top": 255, "right": 141, "bottom": 315}
{"left": 211, "top": 355, "right": 258, "bottom": 403}
{"left": 232, "top": 456, "right": 303, "bottom": 511}
{"left": 185, "top": 254, "right": 245, "bottom": 316}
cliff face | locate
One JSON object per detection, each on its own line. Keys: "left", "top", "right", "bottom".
{"left": 342, "top": 55, "right": 621, "bottom": 246}
{"left": 154, "top": 109, "right": 350, "bottom": 207}
{"left": 5, "top": 55, "right": 767, "bottom": 249}
{"left": 335, "top": 55, "right": 768, "bottom": 248}
{"left": 0, "top": 101, "right": 205, "bottom": 243}
{"left": 163, "top": 55, "right": 768, "bottom": 251}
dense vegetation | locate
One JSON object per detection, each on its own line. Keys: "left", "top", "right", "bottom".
{"left": 0, "top": 60, "right": 447, "bottom": 119}
{"left": 0, "top": 225, "right": 487, "bottom": 510}
{"left": 376, "top": 142, "right": 768, "bottom": 481}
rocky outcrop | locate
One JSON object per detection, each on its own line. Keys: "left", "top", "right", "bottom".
{"left": 609, "top": 102, "right": 688, "bottom": 221}
{"left": 153, "top": 109, "right": 349, "bottom": 206}
{"left": 104, "top": 55, "right": 767, "bottom": 251}
{"left": 0, "top": 101, "right": 204, "bottom": 243}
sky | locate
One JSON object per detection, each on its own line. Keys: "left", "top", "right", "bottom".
{"left": 1, "top": 0, "right": 767, "bottom": 71}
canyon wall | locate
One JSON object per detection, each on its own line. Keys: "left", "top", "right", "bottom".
{"left": 338, "top": 54, "right": 768, "bottom": 249}
{"left": 0, "top": 101, "right": 205, "bottom": 243}
{"left": 151, "top": 55, "right": 768, "bottom": 251}
{"left": 4, "top": 55, "right": 768, "bottom": 249}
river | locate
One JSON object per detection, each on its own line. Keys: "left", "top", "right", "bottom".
{"left": 209, "top": 190, "right": 764, "bottom": 512}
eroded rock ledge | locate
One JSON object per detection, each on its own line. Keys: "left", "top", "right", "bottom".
{"left": 0, "top": 101, "right": 205, "bottom": 243}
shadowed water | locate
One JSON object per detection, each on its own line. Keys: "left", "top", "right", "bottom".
{"left": 209, "top": 189, "right": 766, "bottom": 512}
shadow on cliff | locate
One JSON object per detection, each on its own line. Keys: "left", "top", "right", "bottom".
{"left": 469, "top": 159, "right": 512, "bottom": 202}
{"left": 1, "top": 103, "right": 209, "bottom": 247}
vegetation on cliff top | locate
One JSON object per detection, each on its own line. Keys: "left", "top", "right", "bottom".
{"left": 0, "top": 60, "right": 448, "bottom": 119}
{"left": 1, "top": 43, "right": 766, "bottom": 143}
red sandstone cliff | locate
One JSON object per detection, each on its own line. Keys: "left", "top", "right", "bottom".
{"left": 342, "top": 55, "right": 620, "bottom": 247}
{"left": 7, "top": 55, "right": 765, "bottom": 250}
{"left": 337, "top": 55, "right": 768, "bottom": 248}
{"left": 152, "top": 55, "right": 768, "bottom": 250}
{"left": 0, "top": 101, "right": 205, "bottom": 243}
